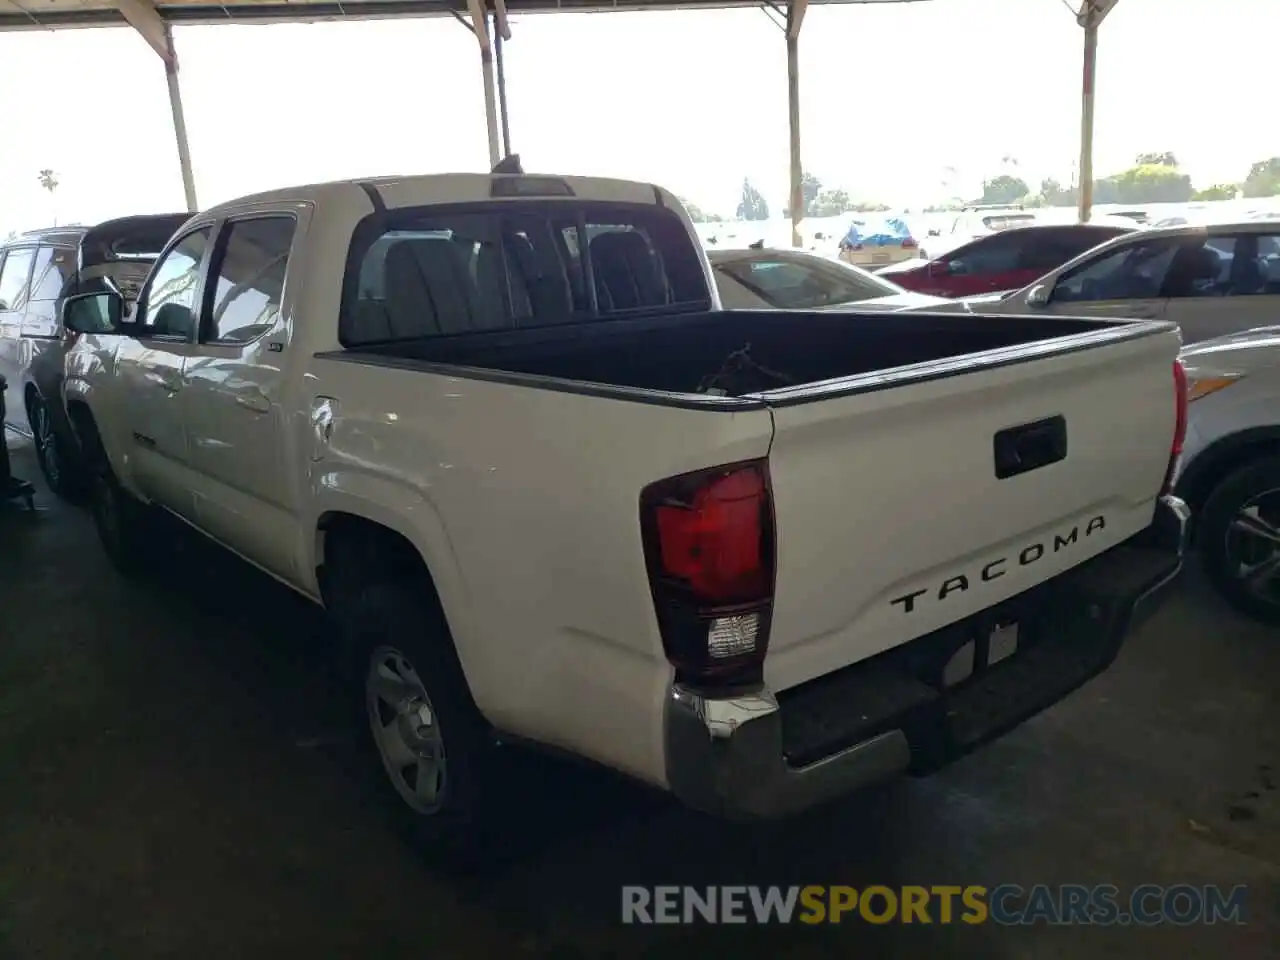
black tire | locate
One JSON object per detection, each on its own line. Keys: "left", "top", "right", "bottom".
{"left": 75, "top": 415, "right": 159, "bottom": 577}
{"left": 333, "top": 580, "right": 501, "bottom": 863}
{"left": 29, "top": 394, "right": 86, "bottom": 502}
{"left": 1198, "top": 455, "right": 1280, "bottom": 623}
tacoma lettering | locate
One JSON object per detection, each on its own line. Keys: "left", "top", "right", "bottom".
{"left": 890, "top": 515, "right": 1106, "bottom": 614}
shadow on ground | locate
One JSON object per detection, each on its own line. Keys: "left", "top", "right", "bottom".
{"left": 2, "top": 435, "right": 1278, "bottom": 958}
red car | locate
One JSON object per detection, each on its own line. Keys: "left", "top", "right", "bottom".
{"left": 877, "top": 223, "right": 1136, "bottom": 299}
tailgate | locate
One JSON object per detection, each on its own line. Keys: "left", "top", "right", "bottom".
{"left": 759, "top": 322, "right": 1180, "bottom": 692}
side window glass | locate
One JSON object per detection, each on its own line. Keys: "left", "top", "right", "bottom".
{"left": 951, "top": 236, "right": 1019, "bottom": 275}
{"left": 28, "top": 246, "right": 75, "bottom": 302}
{"left": 1053, "top": 240, "right": 1179, "bottom": 303}
{"left": 1249, "top": 233, "right": 1280, "bottom": 296}
{"left": 0, "top": 247, "right": 36, "bottom": 312}
{"left": 1164, "top": 237, "right": 1234, "bottom": 299}
{"left": 139, "top": 229, "right": 210, "bottom": 338}
{"left": 1015, "top": 234, "right": 1064, "bottom": 272}
{"left": 205, "top": 217, "right": 296, "bottom": 344}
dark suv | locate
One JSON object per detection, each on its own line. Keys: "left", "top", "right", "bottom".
{"left": 0, "top": 214, "right": 188, "bottom": 497}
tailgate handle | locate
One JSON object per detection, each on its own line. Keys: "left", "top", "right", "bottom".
{"left": 994, "top": 415, "right": 1067, "bottom": 479}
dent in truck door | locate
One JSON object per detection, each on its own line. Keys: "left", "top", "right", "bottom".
{"left": 181, "top": 215, "right": 300, "bottom": 582}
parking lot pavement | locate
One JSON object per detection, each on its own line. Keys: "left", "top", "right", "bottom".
{"left": 2, "top": 433, "right": 1278, "bottom": 959}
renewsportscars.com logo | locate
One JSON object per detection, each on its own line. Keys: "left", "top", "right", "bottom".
{"left": 621, "top": 884, "right": 1248, "bottom": 926}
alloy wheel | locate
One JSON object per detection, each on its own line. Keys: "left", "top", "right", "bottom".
{"left": 1224, "top": 489, "right": 1280, "bottom": 609}
{"left": 33, "top": 401, "right": 60, "bottom": 488}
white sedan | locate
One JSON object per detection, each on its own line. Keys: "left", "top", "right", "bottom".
{"left": 707, "top": 246, "right": 951, "bottom": 312}
{"left": 975, "top": 219, "right": 1280, "bottom": 343}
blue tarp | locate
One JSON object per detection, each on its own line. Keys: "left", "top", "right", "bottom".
{"left": 842, "top": 217, "right": 913, "bottom": 247}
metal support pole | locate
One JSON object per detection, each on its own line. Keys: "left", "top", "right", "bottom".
{"left": 478, "top": 47, "right": 502, "bottom": 167}
{"left": 1077, "top": 18, "right": 1097, "bottom": 223}
{"left": 163, "top": 25, "right": 198, "bottom": 212}
{"left": 467, "top": 0, "right": 502, "bottom": 167}
{"left": 494, "top": 19, "right": 512, "bottom": 158}
{"left": 786, "top": 0, "right": 807, "bottom": 249}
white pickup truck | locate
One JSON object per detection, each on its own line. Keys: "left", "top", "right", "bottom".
{"left": 61, "top": 168, "right": 1189, "bottom": 853}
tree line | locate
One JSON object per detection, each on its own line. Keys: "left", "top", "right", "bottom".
{"left": 680, "top": 154, "right": 1280, "bottom": 223}
{"left": 959, "top": 153, "right": 1280, "bottom": 211}
{"left": 681, "top": 173, "right": 893, "bottom": 224}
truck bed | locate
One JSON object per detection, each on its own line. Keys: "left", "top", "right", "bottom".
{"left": 323, "top": 306, "right": 1180, "bottom": 695}
{"left": 341, "top": 308, "right": 1122, "bottom": 399}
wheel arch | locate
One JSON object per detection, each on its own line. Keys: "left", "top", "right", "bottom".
{"left": 1175, "top": 426, "right": 1280, "bottom": 539}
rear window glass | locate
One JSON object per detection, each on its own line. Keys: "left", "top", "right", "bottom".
{"left": 982, "top": 214, "right": 1036, "bottom": 231}
{"left": 342, "top": 203, "right": 710, "bottom": 345}
{"left": 844, "top": 217, "right": 911, "bottom": 245}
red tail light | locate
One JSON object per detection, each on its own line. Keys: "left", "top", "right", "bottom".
{"left": 640, "top": 460, "right": 776, "bottom": 687}
{"left": 1161, "top": 359, "right": 1188, "bottom": 495}
{"left": 901, "top": 237, "right": 918, "bottom": 249}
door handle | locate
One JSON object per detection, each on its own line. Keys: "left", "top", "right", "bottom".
{"left": 234, "top": 387, "right": 271, "bottom": 414}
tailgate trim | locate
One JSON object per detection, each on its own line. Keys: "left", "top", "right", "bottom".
{"left": 752, "top": 317, "right": 1176, "bottom": 407}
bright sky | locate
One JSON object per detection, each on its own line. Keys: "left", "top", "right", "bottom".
{"left": 2, "top": 0, "right": 1277, "bottom": 232}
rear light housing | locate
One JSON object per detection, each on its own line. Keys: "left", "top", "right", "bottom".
{"left": 639, "top": 460, "right": 776, "bottom": 688}
{"left": 1161, "top": 359, "right": 1188, "bottom": 495}
{"left": 901, "top": 237, "right": 918, "bottom": 249}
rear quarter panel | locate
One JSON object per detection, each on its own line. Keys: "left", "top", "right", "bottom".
{"left": 303, "top": 356, "right": 774, "bottom": 786}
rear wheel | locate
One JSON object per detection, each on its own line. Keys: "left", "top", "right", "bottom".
{"left": 1198, "top": 456, "right": 1280, "bottom": 623}
{"left": 334, "top": 580, "right": 501, "bottom": 862}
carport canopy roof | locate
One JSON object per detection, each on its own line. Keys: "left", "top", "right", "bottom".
{"left": 0, "top": 0, "right": 898, "bottom": 33}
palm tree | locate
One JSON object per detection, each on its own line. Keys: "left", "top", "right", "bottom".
{"left": 38, "top": 169, "right": 59, "bottom": 225}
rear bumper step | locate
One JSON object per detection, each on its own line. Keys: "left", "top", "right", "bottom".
{"left": 664, "top": 495, "right": 1189, "bottom": 820}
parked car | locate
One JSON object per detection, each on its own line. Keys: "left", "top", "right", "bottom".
{"left": 1174, "top": 327, "right": 1280, "bottom": 621}
{"left": 877, "top": 223, "right": 1135, "bottom": 299}
{"left": 708, "top": 247, "right": 949, "bottom": 311}
{"left": 982, "top": 220, "right": 1280, "bottom": 343}
{"left": 61, "top": 170, "right": 1185, "bottom": 852}
{"left": 835, "top": 215, "right": 919, "bottom": 269}
{"left": 0, "top": 215, "right": 189, "bottom": 497}
{"left": 920, "top": 204, "right": 1037, "bottom": 259}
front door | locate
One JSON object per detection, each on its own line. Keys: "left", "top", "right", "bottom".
{"left": 182, "top": 214, "right": 301, "bottom": 581}
{"left": 0, "top": 245, "right": 36, "bottom": 431}
{"left": 1040, "top": 234, "right": 1187, "bottom": 324}
{"left": 120, "top": 226, "right": 212, "bottom": 517}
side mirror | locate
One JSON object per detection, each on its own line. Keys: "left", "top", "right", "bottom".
{"left": 929, "top": 260, "right": 952, "bottom": 276}
{"left": 1026, "top": 284, "right": 1050, "bottom": 308}
{"left": 61, "top": 291, "right": 123, "bottom": 334}
{"left": 927, "top": 228, "right": 941, "bottom": 237}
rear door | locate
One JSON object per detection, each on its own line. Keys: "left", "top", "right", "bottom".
{"left": 1161, "top": 231, "right": 1280, "bottom": 343}
{"left": 759, "top": 322, "right": 1181, "bottom": 692}
{"left": 181, "top": 212, "right": 301, "bottom": 580}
